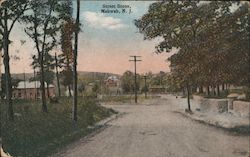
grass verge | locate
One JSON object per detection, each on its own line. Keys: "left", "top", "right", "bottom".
{"left": 1, "top": 97, "right": 115, "bottom": 157}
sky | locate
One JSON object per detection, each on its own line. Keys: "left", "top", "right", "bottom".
{"left": 5, "top": 1, "right": 175, "bottom": 75}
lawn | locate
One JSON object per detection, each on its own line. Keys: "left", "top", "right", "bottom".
{"left": 1, "top": 97, "right": 115, "bottom": 157}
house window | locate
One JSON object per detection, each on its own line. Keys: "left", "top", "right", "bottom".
{"left": 18, "top": 93, "right": 21, "bottom": 98}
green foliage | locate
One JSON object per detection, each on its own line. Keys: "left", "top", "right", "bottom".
{"left": 60, "top": 68, "right": 73, "bottom": 88}
{"left": 1, "top": 0, "right": 30, "bottom": 120}
{"left": 92, "top": 81, "right": 100, "bottom": 94}
{"left": 20, "top": 0, "right": 66, "bottom": 111}
{"left": 150, "top": 71, "right": 168, "bottom": 86}
{"left": 165, "top": 73, "right": 183, "bottom": 92}
{"left": 141, "top": 86, "right": 149, "bottom": 93}
{"left": 78, "top": 83, "right": 85, "bottom": 94}
{"left": 135, "top": 1, "right": 249, "bottom": 92}
{"left": 1, "top": 97, "right": 114, "bottom": 157}
{"left": 121, "top": 71, "right": 140, "bottom": 93}
{"left": 30, "top": 54, "right": 55, "bottom": 86}
{"left": 1, "top": 73, "right": 22, "bottom": 98}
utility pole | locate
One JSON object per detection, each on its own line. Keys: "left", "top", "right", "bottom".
{"left": 129, "top": 56, "right": 141, "bottom": 103}
{"left": 72, "top": 0, "right": 80, "bottom": 124}
{"left": 55, "top": 52, "right": 61, "bottom": 97}
{"left": 142, "top": 75, "right": 148, "bottom": 99}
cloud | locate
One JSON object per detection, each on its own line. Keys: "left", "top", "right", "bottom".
{"left": 83, "top": 11, "right": 127, "bottom": 30}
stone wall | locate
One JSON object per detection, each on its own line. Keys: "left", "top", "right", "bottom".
{"left": 193, "top": 95, "right": 228, "bottom": 113}
{"left": 232, "top": 101, "right": 250, "bottom": 117}
{"left": 193, "top": 95, "right": 250, "bottom": 117}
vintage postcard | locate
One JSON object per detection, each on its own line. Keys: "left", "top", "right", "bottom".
{"left": 0, "top": 0, "right": 249, "bottom": 157}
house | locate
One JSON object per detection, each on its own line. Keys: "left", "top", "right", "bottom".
{"left": 104, "top": 76, "right": 122, "bottom": 95}
{"left": 12, "top": 81, "right": 55, "bottom": 100}
{"left": 104, "top": 76, "right": 120, "bottom": 87}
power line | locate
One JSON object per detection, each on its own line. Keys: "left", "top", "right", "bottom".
{"left": 129, "top": 56, "right": 141, "bottom": 103}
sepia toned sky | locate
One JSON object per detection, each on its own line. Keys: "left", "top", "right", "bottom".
{"left": 5, "top": 1, "right": 175, "bottom": 75}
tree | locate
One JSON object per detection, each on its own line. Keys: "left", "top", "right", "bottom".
{"left": 150, "top": 71, "right": 167, "bottom": 86}
{"left": 165, "top": 73, "right": 184, "bottom": 93}
{"left": 0, "top": 0, "right": 29, "bottom": 120}
{"left": 59, "top": 0, "right": 74, "bottom": 97}
{"left": 31, "top": 53, "right": 55, "bottom": 98}
{"left": 1, "top": 74, "right": 21, "bottom": 99}
{"left": 72, "top": 0, "right": 80, "bottom": 124}
{"left": 61, "top": 68, "right": 73, "bottom": 96}
{"left": 54, "top": 52, "right": 61, "bottom": 97}
{"left": 135, "top": 1, "right": 200, "bottom": 111}
{"left": 78, "top": 83, "right": 85, "bottom": 96}
{"left": 135, "top": 1, "right": 240, "bottom": 110}
{"left": 22, "top": 0, "right": 62, "bottom": 112}
{"left": 121, "top": 71, "right": 134, "bottom": 93}
{"left": 121, "top": 71, "right": 140, "bottom": 94}
{"left": 185, "top": 2, "right": 249, "bottom": 96}
{"left": 92, "top": 81, "right": 100, "bottom": 97}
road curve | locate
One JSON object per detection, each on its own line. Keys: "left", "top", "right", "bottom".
{"left": 54, "top": 97, "right": 249, "bottom": 157}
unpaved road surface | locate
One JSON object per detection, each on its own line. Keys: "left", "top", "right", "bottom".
{"left": 54, "top": 96, "right": 249, "bottom": 157}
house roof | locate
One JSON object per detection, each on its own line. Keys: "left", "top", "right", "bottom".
{"left": 106, "top": 75, "right": 119, "bottom": 81}
{"left": 17, "top": 81, "right": 54, "bottom": 89}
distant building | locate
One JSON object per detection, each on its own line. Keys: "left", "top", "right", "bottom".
{"left": 104, "top": 76, "right": 120, "bottom": 87}
{"left": 104, "top": 76, "right": 122, "bottom": 95}
{"left": 12, "top": 81, "right": 55, "bottom": 100}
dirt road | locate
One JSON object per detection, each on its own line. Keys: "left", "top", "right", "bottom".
{"left": 54, "top": 96, "right": 249, "bottom": 157}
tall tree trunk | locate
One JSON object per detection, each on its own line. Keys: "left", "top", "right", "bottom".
{"left": 3, "top": 33, "right": 14, "bottom": 120}
{"left": 40, "top": 57, "right": 48, "bottom": 112}
{"left": 72, "top": 0, "right": 80, "bottom": 123}
{"left": 68, "top": 85, "right": 72, "bottom": 97}
{"left": 206, "top": 86, "right": 210, "bottom": 96}
{"left": 247, "top": 56, "right": 250, "bottom": 100}
{"left": 217, "top": 85, "right": 220, "bottom": 96}
{"left": 222, "top": 83, "right": 225, "bottom": 91}
{"left": 212, "top": 86, "right": 216, "bottom": 96}
{"left": 46, "top": 83, "right": 50, "bottom": 99}
{"left": 199, "top": 86, "right": 203, "bottom": 93}
{"left": 182, "top": 88, "right": 185, "bottom": 96}
{"left": 55, "top": 53, "right": 61, "bottom": 97}
{"left": 186, "top": 82, "right": 191, "bottom": 111}
{"left": 3, "top": 9, "right": 13, "bottom": 121}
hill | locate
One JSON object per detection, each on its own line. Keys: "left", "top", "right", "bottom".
{"left": 10, "top": 71, "right": 120, "bottom": 81}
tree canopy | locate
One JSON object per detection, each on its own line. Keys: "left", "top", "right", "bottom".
{"left": 135, "top": 1, "right": 249, "bottom": 89}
